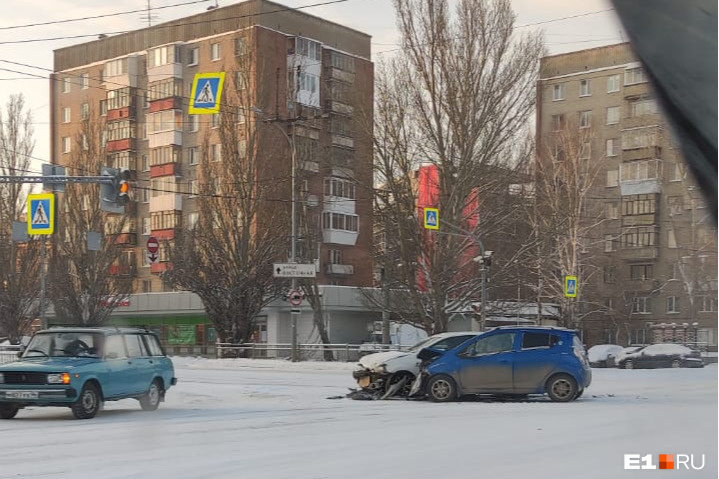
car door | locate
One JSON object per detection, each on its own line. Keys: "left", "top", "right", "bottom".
{"left": 123, "top": 334, "right": 154, "bottom": 394}
{"left": 456, "top": 332, "right": 516, "bottom": 394}
{"left": 142, "top": 333, "right": 173, "bottom": 385}
{"left": 102, "top": 334, "right": 134, "bottom": 398}
{"left": 512, "top": 332, "right": 561, "bottom": 393}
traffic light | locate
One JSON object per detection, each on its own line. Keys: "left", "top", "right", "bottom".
{"left": 99, "top": 167, "right": 130, "bottom": 213}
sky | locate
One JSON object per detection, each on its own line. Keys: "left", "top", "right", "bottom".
{"left": 0, "top": 0, "right": 625, "bottom": 171}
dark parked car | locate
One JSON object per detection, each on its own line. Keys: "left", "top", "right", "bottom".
{"left": 411, "top": 326, "right": 591, "bottom": 402}
{"left": 614, "top": 343, "right": 704, "bottom": 369}
{"left": 0, "top": 327, "right": 176, "bottom": 419}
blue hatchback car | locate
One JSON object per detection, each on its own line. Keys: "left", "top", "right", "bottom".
{"left": 415, "top": 326, "right": 591, "bottom": 402}
{"left": 0, "top": 327, "right": 176, "bottom": 419}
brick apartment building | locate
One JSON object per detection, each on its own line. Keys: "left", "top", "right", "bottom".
{"left": 537, "top": 43, "right": 717, "bottom": 349}
{"left": 49, "top": 0, "right": 374, "bottom": 299}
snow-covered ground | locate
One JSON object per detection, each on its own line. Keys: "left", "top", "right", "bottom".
{"left": 0, "top": 358, "right": 716, "bottom": 479}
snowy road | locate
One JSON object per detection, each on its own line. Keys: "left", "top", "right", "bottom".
{"left": 0, "top": 358, "right": 715, "bottom": 479}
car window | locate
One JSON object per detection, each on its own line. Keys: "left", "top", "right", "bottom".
{"left": 432, "top": 335, "right": 475, "bottom": 351}
{"left": 125, "top": 334, "right": 149, "bottom": 358}
{"left": 105, "top": 335, "right": 127, "bottom": 359}
{"left": 462, "top": 333, "right": 516, "bottom": 357}
{"left": 143, "top": 334, "right": 165, "bottom": 357}
{"left": 522, "top": 332, "right": 561, "bottom": 349}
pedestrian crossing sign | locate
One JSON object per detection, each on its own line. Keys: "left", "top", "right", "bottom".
{"left": 27, "top": 193, "right": 55, "bottom": 235}
{"left": 564, "top": 275, "right": 578, "bottom": 298}
{"left": 189, "top": 72, "right": 225, "bottom": 115}
{"left": 423, "top": 207, "right": 439, "bottom": 230}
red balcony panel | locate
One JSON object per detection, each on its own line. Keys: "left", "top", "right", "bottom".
{"left": 149, "top": 97, "right": 181, "bottom": 113}
{"left": 151, "top": 228, "right": 175, "bottom": 241}
{"left": 107, "top": 106, "right": 133, "bottom": 121}
{"left": 150, "top": 163, "right": 178, "bottom": 178}
{"left": 111, "top": 233, "right": 136, "bottom": 245}
{"left": 109, "top": 264, "right": 134, "bottom": 276}
{"left": 106, "top": 138, "right": 133, "bottom": 152}
{"left": 151, "top": 262, "right": 171, "bottom": 274}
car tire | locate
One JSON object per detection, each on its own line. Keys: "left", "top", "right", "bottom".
{"left": 574, "top": 388, "right": 584, "bottom": 400}
{"left": 384, "top": 372, "right": 415, "bottom": 398}
{"left": 546, "top": 374, "right": 578, "bottom": 402}
{"left": 427, "top": 374, "right": 457, "bottom": 402}
{"left": 140, "top": 379, "right": 163, "bottom": 411}
{"left": 671, "top": 359, "right": 680, "bottom": 368}
{"left": 72, "top": 383, "right": 101, "bottom": 419}
{"left": 624, "top": 360, "right": 634, "bottom": 370}
{"left": 0, "top": 404, "right": 19, "bottom": 419}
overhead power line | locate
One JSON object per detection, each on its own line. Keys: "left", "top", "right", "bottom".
{"left": 0, "top": 0, "right": 352, "bottom": 45}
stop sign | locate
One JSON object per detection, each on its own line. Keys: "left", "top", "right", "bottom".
{"left": 146, "top": 236, "right": 159, "bottom": 254}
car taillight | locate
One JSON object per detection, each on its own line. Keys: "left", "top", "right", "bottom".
{"left": 573, "top": 347, "right": 588, "bottom": 365}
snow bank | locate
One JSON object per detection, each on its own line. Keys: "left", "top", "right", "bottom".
{"left": 171, "top": 356, "right": 357, "bottom": 372}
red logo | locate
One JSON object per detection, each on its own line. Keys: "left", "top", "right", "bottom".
{"left": 659, "top": 455, "right": 674, "bottom": 470}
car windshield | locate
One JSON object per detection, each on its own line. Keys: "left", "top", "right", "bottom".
{"left": 407, "top": 336, "right": 437, "bottom": 353}
{"left": 22, "top": 332, "right": 103, "bottom": 358}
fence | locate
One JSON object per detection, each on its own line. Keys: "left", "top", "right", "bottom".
{"left": 215, "top": 343, "right": 408, "bottom": 362}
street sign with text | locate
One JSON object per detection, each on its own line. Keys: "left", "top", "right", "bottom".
{"left": 273, "top": 263, "right": 316, "bottom": 278}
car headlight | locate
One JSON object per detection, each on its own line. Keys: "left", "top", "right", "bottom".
{"left": 47, "top": 373, "right": 70, "bottom": 384}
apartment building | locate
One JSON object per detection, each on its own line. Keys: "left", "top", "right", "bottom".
{"left": 50, "top": 0, "right": 374, "bottom": 300}
{"left": 537, "top": 43, "right": 717, "bottom": 349}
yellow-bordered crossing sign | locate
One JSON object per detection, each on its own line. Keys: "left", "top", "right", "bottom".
{"left": 189, "top": 72, "right": 226, "bottom": 115}
{"left": 564, "top": 275, "right": 578, "bottom": 298}
{"left": 27, "top": 193, "right": 55, "bottom": 235}
{"left": 424, "top": 207, "right": 439, "bottom": 230}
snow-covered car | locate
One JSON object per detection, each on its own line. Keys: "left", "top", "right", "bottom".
{"left": 352, "top": 332, "right": 477, "bottom": 398}
{"left": 615, "top": 343, "right": 704, "bottom": 369}
{"left": 587, "top": 344, "right": 624, "bottom": 368}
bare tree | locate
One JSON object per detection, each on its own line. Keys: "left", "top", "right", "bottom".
{"left": 164, "top": 53, "right": 286, "bottom": 346}
{"left": 49, "top": 112, "right": 132, "bottom": 325}
{"left": 0, "top": 94, "right": 41, "bottom": 341}
{"left": 369, "top": 0, "right": 544, "bottom": 333}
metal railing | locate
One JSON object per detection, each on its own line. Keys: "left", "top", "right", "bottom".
{"left": 216, "top": 342, "right": 409, "bottom": 362}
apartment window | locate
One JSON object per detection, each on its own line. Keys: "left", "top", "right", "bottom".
{"left": 62, "top": 77, "right": 72, "bottom": 93}
{"left": 62, "top": 137, "right": 71, "bottom": 153}
{"left": 106, "top": 87, "right": 132, "bottom": 111}
{"left": 81, "top": 103, "right": 89, "bottom": 120}
{"left": 668, "top": 196, "right": 683, "bottom": 215}
{"left": 234, "top": 37, "right": 247, "bottom": 56}
{"left": 666, "top": 296, "right": 679, "bottom": 314}
{"left": 605, "top": 201, "right": 619, "bottom": 219}
{"left": 188, "top": 147, "right": 199, "bottom": 165}
{"left": 606, "top": 106, "right": 620, "bottom": 125}
{"left": 188, "top": 179, "right": 198, "bottom": 197}
{"left": 607, "top": 74, "right": 620, "bottom": 93}
{"left": 604, "top": 234, "right": 616, "bottom": 252}
{"left": 621, "top": 226, "right": 656, "bottom": 248}
{"left": 630, "top": 97, "right": 659, "bottom": 117}
{"left": 329, "top": 249, "right": 342, "bottom": 264}
{"left": 667, "top": 229, "right": 677, "bottom": 248}
{"left": 187, "top": 212, "right": 199, "bottom": 229}
{"left": 606, "top": 138, "right": 620, "bottom": 157}
{"left": 151, "top": 211, "right": 182, "bottom": 230}
{"left": 579, "top": 79, "right": 591, "bottom": 97}
{"left": 622, "top": 126, "right": 659, "bottom": 149}
{"left": 551, "top": 114, "right": 564, "bottom": 132}
{"left": 603, "top": 266, "right": 616, "bottom": 283}
{"left": 211, "top": 113, "right": 220, "bottom": 128}
{"left": 672, "top": 262, "right": 681, "bottom": 280}
{"left": 61, "top": 107, "right": 71, "bottom": 123}
{"left": 625, "top": 67, "right": 647, "bottom": 85}
{"left": 211, "top": 43, "right": 221, "bottom": 61}
{"left": 149, "top": 146, "right": 179, "bottom": 166}
{"left": 148, "top": 78, "right": 183, "bottom": 101}
{"left": 699, "top": 295, "right": 717, "bottom": 313}
{"left": 104, "top": 58, "right": 127, "bottom": 77}
{"left": 81, "top": 73, "right": 89, "bottom": 89}
{"left": 606, "top": 169, "right": 618, "bottom": 187}
{"left": 631, "top": 296, "right": 651, "bottom": 314}
{"left": 552, "top": 84, "right": 565, "bottom": 101}
{"left": 148, "top": 45, "right": 181, "bottom": 68}
{"left": 579, "top": 142, "right": 591, "bottom": 159}
{"left": 188, "top": 47, "right": 199, "bottom": 66}
{"left": 150, "top": 177, "right": 177, "bottom": 197}
{"left": 295, "top": 37, "right": 321, "bottom": 61}
{"left": 620, "top": 160, "right": 660, "bottom": 182}
{"left": 142, "top": 188, "right": 150, "bottom": 203}
{"left": 299, "top": 72, "right": 319, "bottom": 95}
{"left": 236, "top": 107, "right": 246, "bottom": 124}
{"left": 238, "top": 139, "right": 247, "bottom": 159}
{"left": 630, "top": 264, "right": 653, "bottom": 280}
{"left": 622, "top": 194, "right": 656, "bottom": 216}
{"left": 322, "top": 212, "right": 359, "bottom": 232}
{"left": 235, "top": 71, "right": 248, "bottom": 90}
{"left": 82, "top": 134, "right": 89, "bottom": 151}
{"left": 99, "top": 99, "right": 107, "bottom": 117}
{"left": 330, "top": 51, "right": 355, "bottom": 72}
{"left": 142, "top": 217, "right": 151, "bottom": 236}
{"left": 188, "top": 115, "right": 199, "bottom": 132}
{"left": 106, "top": 120, "right": 135, "bottom": 141}
{"left": 324, "top": 177, "right": 356, "bottom": 199}
{"left": 579, "top": 110, "right": 591, "bottom": 128}
{"left": 142, "top": 280, "right": 152, "bottom": 291}
{"left": 210, "top": 144, "right": 221, "bottom": 162}
{"left": 668, "top": 163, "right": 682, "bottom": 182}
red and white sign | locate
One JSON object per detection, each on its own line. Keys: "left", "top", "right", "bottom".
{"left": 146, "top": 236, "right": 159, "bottom": 254}
{"left": 288, "top": 290, "right": 303, "bottom": 306}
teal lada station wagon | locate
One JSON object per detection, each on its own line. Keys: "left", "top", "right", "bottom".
{"left": 0, "top": 327, "right": 176, "bottom": 419}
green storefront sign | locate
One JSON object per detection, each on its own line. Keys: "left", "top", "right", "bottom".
{"left": 167, "top": 324, "right": 197, "bottom": 345}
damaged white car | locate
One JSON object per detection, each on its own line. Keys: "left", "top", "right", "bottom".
{"left": 352, "top": 332, "right": 477, "bottom": 399}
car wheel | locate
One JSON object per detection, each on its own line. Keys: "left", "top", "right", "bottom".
{"left": 72, "top": 383, "right": 101, "bottom": 419}
{"left": 671, "top": 359, "right": 680, "bottom": 368}
{"left": 384, "top": 372, "right": 415, "bottom": 398}
{"left": 574, "top": 388, "right": 584, "bottom": 400}
{"left": 546, "top": 374, "right": 578, "bottom": 402}
{"left": 140, "top": 379, "right": 163, "bottom": 411}
{"left": 624, "top": 360, "right": 634, "bottom": 370}
{"left": 0, "top": 404, "right": 19, "bottom": 419}
{"left": 427, "top": 374, "right": 457, "bottom": 402}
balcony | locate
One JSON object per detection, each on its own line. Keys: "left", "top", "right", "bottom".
{"left": 146, "top": 62, "right": 182, "bottom": 82}
{"left": 151, "top": 228, "right": 175, "bottom": 241}
{"left": 623, "top": 146, "right": 662, "bottom": 161}
{"left": 148, "top": 130, "right": 182, "bottom": 149}
{"left": 149, "top": 97, "right": 183, "bottom": 113}
{"left": 326, "top": 264, "right": 354, "bottom": 275}
{"left": 623, "top": 82, "right": 650, "bottom": 99}
{"left": 109, "top": 264, "right": 136, "bottom": 276}
{"left": 150, "top": 162, "right": 181, "bottom": 178}
{"left": 619, "top": 159, "right": 662, "bottom": 196}
{"left": 331, "top": 135, "right": 354, "bottom": 149}
{"left": 324, "top": 100, "right": 353, "bottom": 115}
{"left": 322, "top": 229, "right": 358, "bottom": 246}
{"left": 106, "top": 138, "right": 136, "bottom": 152}
{"left": 149, "top": 194, "right": 182, "bottom": 213}
{"left": 150, "top": 262, "right": 170, "bottom": 274}
{"left": 325, "top": 67, "right": 355, "bottom": 84}
{"left": 620, "top": 247, "right": 659, "bottom": 260}
{"left": 107, "top": 105, "right": 136, "bottom": 121}
{"left": 324, "top": 195, "right": 356, "bottom": 215}
{"left": 108, "top": 232, "right": 137, "bottom": 246}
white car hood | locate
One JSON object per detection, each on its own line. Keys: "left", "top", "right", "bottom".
{"left": 358, "top": 351, "right": 409, "bottom": 371}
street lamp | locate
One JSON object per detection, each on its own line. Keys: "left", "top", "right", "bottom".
{"left": 252, "top": 106, "right": 300, "bottom": 361}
